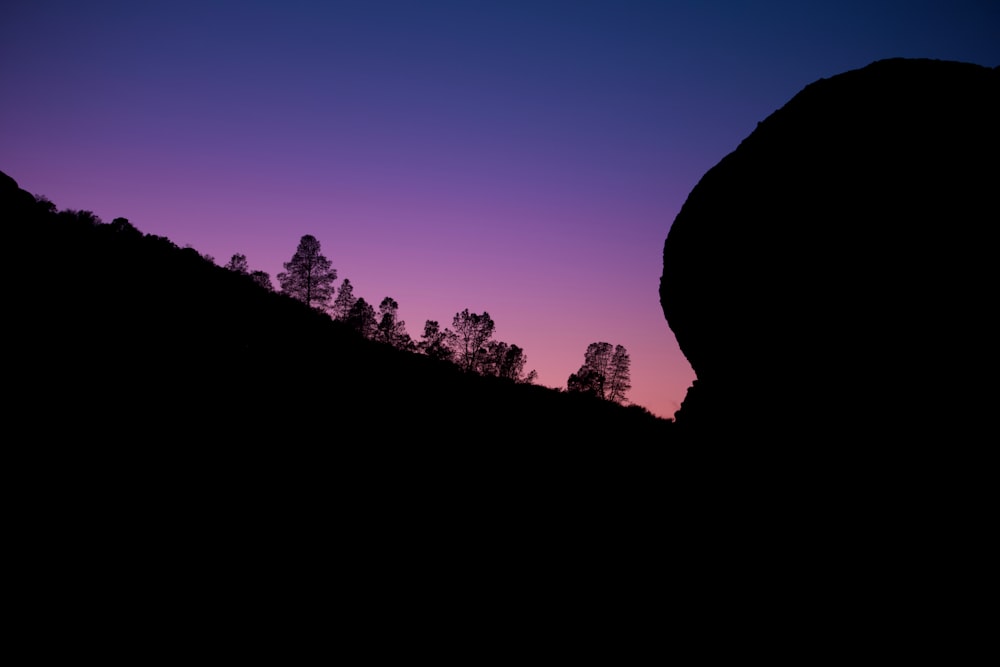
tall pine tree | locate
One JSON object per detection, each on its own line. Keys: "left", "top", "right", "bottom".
{"left": 277, "top": 235, "right": 337, "bottom": 311}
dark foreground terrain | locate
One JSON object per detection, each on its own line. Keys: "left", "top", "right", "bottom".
{"left": 3, "top": 169, "right": 673, "bottom": 449}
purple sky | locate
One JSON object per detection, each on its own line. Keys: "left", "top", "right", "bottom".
{"left": 3, "top": 1, "right": 997, "bottom": 420}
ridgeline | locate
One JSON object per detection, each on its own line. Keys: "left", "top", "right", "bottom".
{"left": 3, "top": 169, "right": 673, "bottom": 446}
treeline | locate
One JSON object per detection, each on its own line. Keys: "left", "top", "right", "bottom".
{"left": 4, "top": 168, "right": 671, "bottom": 447}
{"left": 229, "top": 233, "right": 633, "bottom": 403}
{"left": 224, "top": 233, "right": 538, "bottom": 385}
{"left": 16, "top": 180, "right": 637, "bottom": 407}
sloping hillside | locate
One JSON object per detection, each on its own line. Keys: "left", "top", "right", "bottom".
{"left": 3, "top": 169, "right": 673, "bottom": 445}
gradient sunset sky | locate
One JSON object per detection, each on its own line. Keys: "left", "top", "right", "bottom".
{"left": 3, "top": 1, "right": 997, "bottom": 420}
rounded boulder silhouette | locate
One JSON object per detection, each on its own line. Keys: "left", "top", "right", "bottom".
{"left": 660, "top": 58, "right": 999, "bottom": 438}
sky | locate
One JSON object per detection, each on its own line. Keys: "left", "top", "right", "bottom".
{"left": 2, "top": 1, "right": 998, "bottom": 420}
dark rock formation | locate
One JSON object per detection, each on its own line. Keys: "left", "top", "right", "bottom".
{"left": 660, "top": 58, "right": 999, "bottom": 439}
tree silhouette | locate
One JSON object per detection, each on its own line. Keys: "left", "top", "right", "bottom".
{"left": 501, "top": 344, "right": 536, "bottom": 383}
{"left": 606, "top": 344, "right": 632, "bottom": 404}
{"left": 277, "top": 234, "right": 337, "bottom": 310}
{"left": 567, "top": 366, "right": 603, "bottom": 396}
{"left": 332, "top": 278, "right": 356, "bottom": 321}
{"left": 225, "top": 253, "right": 250, "bottom": 274}
{"left": 346, "top": 297, "right": 377, "bottom": 339}
{"left": 58, "top": 209, "right": 102, "bottom": 227}
{"left": 478, "top": 340, "right": 506, "bottom": 376}
{"left": 34, "top": 194, "right": 56, "bottom": 214}
{"left": 109, "top": 217, "right": 142, "bottom": 238}
{"left": 419, "top": 320, "right": 456, "bottom": 363}
{"left": 226, "top": 252, "right": 271, "bottom": 290}
{"left": 568, "top": 342, "right": 631, "bottom": 403}
{"left": 250, "top": 270, "right": 273, "bottom": 291}
{"left": 376, "top": 297, "right": 412, "bottom": 349}
{"left": 583, "top": 342, "right": 614, "bottom": 398}
{"left": 478, "top": 341, "right": 536, "bottom": 383}
{"left": 451, "top": 309, "right": 495, "bottom": 373}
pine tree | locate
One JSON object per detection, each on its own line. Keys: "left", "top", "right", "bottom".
{"left": 332, "top": 278, "right": 357, "bottom": 321}
{"left": 375, "top": 297, "right": 411, "bottom": 349}
{"left": 346, "top": 298, "right": 377, "bottom": 339}
{"left": 277, "top": 235, "right": 337, "bottom": 310}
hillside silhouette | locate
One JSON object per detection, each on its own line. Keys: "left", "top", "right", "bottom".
{"left": 3, "top": 169, "right": 672, "bottom": 445}
{"left": 660, "top": 58, "right": 999, "bottom": 441}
